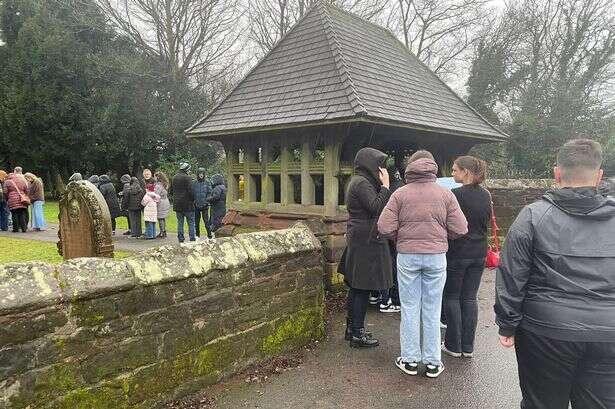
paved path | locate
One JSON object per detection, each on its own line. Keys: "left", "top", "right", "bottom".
{"left": 0, "top": 223, "right": 183, "bottom": 253}
{"left": 206, "top": 272, "right": 521, "bottom": 409}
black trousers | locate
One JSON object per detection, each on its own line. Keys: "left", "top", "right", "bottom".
{"left": 194, "top": 207, "right": 211, "bottom": 238}
{"left": 11, "top": 208, "right": 28, "bottom": 232}
{"left": 346, "top": 288, "right": 370, "bottom": 336}
{"left": 443, "top": 257, "right": 485, "bottom": 353}
{"left": 128, "top": 210, "right": 142, "bottom": 236}
{"left": 516, "top": 328, "right": 615, "bottom": 409}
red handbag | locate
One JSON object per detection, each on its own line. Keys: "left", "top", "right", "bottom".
{"left": 486, "top": 195, "right": 500, "bottom": 269}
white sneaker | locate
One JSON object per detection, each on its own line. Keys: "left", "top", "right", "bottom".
{"left": 441, "top": 344, "right": 461, "bottom": 358}
{"left": 379, "top": 299, "right": 400, "bottom": 313}
{"left": 462, "top": 351, "right": 474, "bottom": 358}
{"left": 425, "top": 363, "right": 445, "bottom": 378}
{"left": 395, "top": 357, "right": 418, "bottom": 376}
{"left": 369, "top": 295, "right": 380, "bottom": 305}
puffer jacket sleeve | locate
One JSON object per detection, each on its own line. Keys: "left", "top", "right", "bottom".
{"left": 494, "top": 207, "right": 534, "bottom": 337}
{"left": 445, "top": 191, "right": 468, "bottom": 238}
{"left": 377, "top": 191, "right": 400, "bottom": 241}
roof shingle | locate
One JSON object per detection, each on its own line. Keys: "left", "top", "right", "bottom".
{"left": 186, "top": 3, "right": 505, "bottom": 140}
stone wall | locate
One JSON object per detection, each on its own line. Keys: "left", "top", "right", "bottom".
{"left": 0, "top": 224, "right": 324, "bottom": 409}
{"left": 485, "top": 179, "right": 554, "bottom": 237}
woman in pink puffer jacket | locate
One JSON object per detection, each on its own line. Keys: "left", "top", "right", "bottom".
{"left": 3, "top": 172, "right": 29, "bottom": 232}
{"left": 378, "top": 150, "right": 467, "bottom": 379}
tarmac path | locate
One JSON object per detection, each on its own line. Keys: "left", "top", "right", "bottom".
{"left": 207, "top": 271, "right": 521, "bottom": 409}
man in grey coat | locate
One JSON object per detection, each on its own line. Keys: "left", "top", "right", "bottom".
{"left": 495, "top": 139, "right": 615, "bottom": 409}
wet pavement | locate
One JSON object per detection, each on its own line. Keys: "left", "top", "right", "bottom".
{"left": 207, "top": 271, "right": 521, "bottom": 409}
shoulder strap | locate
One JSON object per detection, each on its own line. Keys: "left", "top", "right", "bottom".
{"left": 485, "top": 189, "right": 500, "bottom": 252}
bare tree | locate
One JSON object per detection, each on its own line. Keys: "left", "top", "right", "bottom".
{"left": 247, "top": 0, "right": 388, "bottom": 55}
{"left": 96, "top": 0, "right": 243, "bottom": 91}
{"left": 468, "top": 0, "right": 615, "bottom": 175}
{"left": 385, "top": 0, "right": 491, "bottom": 76}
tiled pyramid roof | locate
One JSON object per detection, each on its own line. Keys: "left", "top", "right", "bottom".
{"left": 186, "top": 2, "right": 505, "bottom": 140}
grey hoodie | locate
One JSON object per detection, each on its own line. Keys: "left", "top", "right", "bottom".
{"left": 495, "top": 187, "right": 615, "bottom": 342}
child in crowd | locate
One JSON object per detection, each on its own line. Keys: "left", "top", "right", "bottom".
{"left": 141, "top": 183, "right": 160, "bottom": 240}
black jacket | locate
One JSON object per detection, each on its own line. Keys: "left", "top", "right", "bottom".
{"left": 127, "top": 177, "right": 144, "bottom": 211}
{"left": 98, "top": 176, "right": 121, "bottom": 218}
{"left": 447, "top": 184, "right": 491, "bottom": 260}
{"left": 193, "top": 178, "right": 212, "bottom": 209}
{"left": 341, "top": 147, "right": 392, "bottom": 290}
{"left": 207, "top": 174, "right": 226, "bottom": 230}
{"left": 170, "top": 171, "right": 195, "bottom": 213}
{"left": 495, "top": 187, "right": 615, "bottom": 342}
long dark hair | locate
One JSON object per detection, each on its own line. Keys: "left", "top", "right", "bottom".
{"left": 454, "top": 156, "right": 487, "bottom": 185}
{"left": 155, "top": 171, "right": 169, "bottom": 189}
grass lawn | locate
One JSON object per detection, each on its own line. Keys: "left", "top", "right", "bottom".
{"left": 42, "top": 201, "right": 214, "bottom": 234}
{"left": 1, "top": 236, "right": 132, "bottom": 264}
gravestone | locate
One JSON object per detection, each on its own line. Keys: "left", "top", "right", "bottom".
{"left": 57, "top": 180, "right": 114, "bottom": 259}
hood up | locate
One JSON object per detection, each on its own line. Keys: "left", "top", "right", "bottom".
{"left": 211, "top": 174, "right": 225, "bottom": 187}
{"left": 354, "top": 147, "right": 388, "bottom": 187}
{"left": 404, "top": 158, "right": 438, "bottom": 183}
{"left": 543, "top": 187, "right": 615, "bottom": 220}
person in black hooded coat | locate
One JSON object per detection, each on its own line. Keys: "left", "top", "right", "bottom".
{"left": 207, "top": 174, "right": 227, "bottom": 233}
{"left": 340, "top": 147, "right": 392, "bottom": 348}
{"left": 98, "top": 175, "right": 121, "bottom": 234}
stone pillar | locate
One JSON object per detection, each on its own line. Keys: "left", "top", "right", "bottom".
{"left": 301, "top": 138, "right": 315, "bottom": 205}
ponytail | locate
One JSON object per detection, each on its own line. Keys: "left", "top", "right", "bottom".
{"left": 454, "top": 156, "right": 486, "bottom": 185}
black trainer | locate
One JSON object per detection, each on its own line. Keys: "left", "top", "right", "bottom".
{"left": 395, "top": 357, "right": 418, "bottom": 376}
{"left": 350, "top": 329, "right": 379, "bottom": 348}
{"left": 425, "top": 363, "right": 445, "bottom": 378}
{"left": 344, "top": 319, "right": 372, "bottom": 341}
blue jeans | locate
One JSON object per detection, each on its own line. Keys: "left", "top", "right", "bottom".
{"left": 145, "top": 221, "right": 156, "bottom": 239}
{"left": 31, "top": 200, "right": 46, "bottom": 229}
{"left": 397, "top": 253, "right": 447, "bottom": 366}
{"left": 176, "top": 211, "right": 196, "bottom": 242}
{"left": 0, "top": 202, "right": 8, "bottom": 231}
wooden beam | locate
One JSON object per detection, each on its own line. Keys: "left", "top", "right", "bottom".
{"left": 301, "top": 136, "right": 315, "bottom": 205}
{"left": 224, "top": 142, "right": 238, "bottom": 205}
{"left": 261, "top": 137, "right": 274, "bottom": 204}
{"left": 280, "top": 139, "right": 294, "bottom": 205}
{"left": 324, "top": 132, "right": 341, "bottom": 217}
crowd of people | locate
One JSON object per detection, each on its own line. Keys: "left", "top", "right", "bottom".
{"left": 0, "top": 166, "right": 47, "bottom": 233}
{"left": 69, "top": 163, "right": 226, "bottom": 243}
{"left": 340, "top": 139, "right": 614, "bottom": 408}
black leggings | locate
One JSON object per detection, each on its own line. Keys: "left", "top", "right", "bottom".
{"left": 346, "top": 288, "right": 371, "bottom": 336}
{"left": 11, "top": 208, "right": 28, "bottom": 232}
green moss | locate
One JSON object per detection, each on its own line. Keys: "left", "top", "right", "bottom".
{"left": 57, "top": 384, "right": 129, "bottom": 409}
{"left": 261, "top": 305, "right": 325, "bottom": 355}
{"left": 35, "top": 365, "right": 79, "bottom": 400}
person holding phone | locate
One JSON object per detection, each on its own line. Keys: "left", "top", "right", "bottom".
{"left": 341, "top": 147, "right": 392, "bottom": 348}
